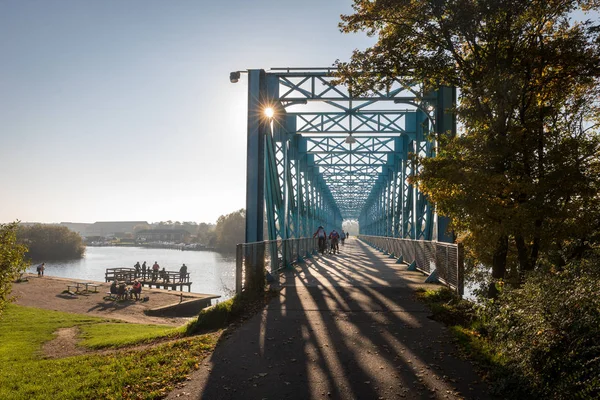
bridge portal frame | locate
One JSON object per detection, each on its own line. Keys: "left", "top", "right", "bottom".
{"left": 243, "top": 69, "right": 456, "bottom": 261}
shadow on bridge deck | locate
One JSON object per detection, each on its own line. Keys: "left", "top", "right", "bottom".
{"left": 168, "top": 238, "right": 489, "bottom": 400}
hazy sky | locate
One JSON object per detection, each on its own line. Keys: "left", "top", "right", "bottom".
{"left": 0, "top": 0, "right": 373, "bottom": 224}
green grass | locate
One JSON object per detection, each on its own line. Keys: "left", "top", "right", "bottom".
{"left": 0, "top": 304, "right": 218, "bottom": 400}
{"left": 415, "top": 287, "right": 475, "bottom": 326}
{"left": 79, "top": 322, "right": 184, "bottom": 349}
{"left": 186, "top": 289, "right": 277, "bottom": 334}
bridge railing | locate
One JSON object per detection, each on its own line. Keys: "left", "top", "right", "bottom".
{"left": 235, "top": 237, "right": 319, "bottom": 294}
{"left": 358, "top": 235, "right": 464, "bottom": 295}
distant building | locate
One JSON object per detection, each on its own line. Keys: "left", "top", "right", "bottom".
{"left": 135, "top": 229, "right": 191, "bottom": 243}
{"left": 60, "top": 222, "right": 91, "bottom": 236}
{"left": 85, "top": 221, "right": 148, "bottom": 238}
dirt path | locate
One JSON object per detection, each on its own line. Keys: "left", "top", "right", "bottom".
{"left": 11, "top": 274, "right": 213, "bottom": 326}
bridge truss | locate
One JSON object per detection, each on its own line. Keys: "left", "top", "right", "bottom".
{"left": 242, "top": 68, "right": 455, "bottom": 246}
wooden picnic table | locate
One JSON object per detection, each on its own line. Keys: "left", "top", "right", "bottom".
{"left": 66, "top": 282, "right": 101, "bottom": 294}
{"left": 84, "top": 283, "right": 100, "bottom": 293}
{"left": 67, "top": 282, "right": 83, "bottom": 293}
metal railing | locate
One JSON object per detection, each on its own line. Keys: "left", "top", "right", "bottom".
{"left": 359, "top": 235, "right": 464, "bottom": 295}
{"left": 235, "top": 237, "right": 319, "bottom": 294}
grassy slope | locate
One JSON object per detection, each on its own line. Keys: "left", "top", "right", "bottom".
{"left": 0, "top": 304, "right": 217, "bottom": 400}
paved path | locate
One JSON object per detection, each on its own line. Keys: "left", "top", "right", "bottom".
{"left": 168, "top": 238, "right": 489, "bottom": 400}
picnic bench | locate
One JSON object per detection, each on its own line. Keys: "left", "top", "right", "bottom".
{"left": 66, "top": 282, "right": 101, "bottom": 294}
{"left": 84, "top": 283, "right": 100, "bottom": 293}
{"left": 67, "top": 282, "right": 83, "bottom": 293}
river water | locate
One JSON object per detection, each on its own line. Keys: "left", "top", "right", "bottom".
{"left": 26, "top": 246, "right": 237, "bottom": 300}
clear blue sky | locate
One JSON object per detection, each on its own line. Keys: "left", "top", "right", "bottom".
{"left": 0, "top": 0, "right": 372, "bottom": 224}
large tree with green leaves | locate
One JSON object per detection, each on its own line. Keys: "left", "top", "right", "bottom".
{"left": 0, "top": 222, "right": 28, "bottom": 317}
{"left": 337, "top": 0, "right": 600, "bottom": 295}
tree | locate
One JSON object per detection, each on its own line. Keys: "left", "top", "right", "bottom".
{"left": 337, "top": 0, "right": 600, "bottom": 296}
{"left": 196, "top": 222, "right": 216, "bottom": 244}
{"left": 214, "top": 209, "right": 246, "bottom": 252}
{"left": 0, "top": 222, "right": 28, "bottom": 317}
{"left": 18, "top": 224, "right": 85, "bottom": 261}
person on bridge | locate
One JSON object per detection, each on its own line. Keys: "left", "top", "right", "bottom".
{"left": 329, "top": 230, "right": 340, "bottom": 254}
{"left": 179, "top": 263, "right": 188, "bottom": 282}
{"left": 313, "top": 226, "right": 327, "bottom": 254}
{"left": 340, "top": 231, "right": 346, "bottom": 246}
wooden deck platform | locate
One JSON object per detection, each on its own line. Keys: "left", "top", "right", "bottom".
{"left": 105, "top": 267, "right": 193, "bottom": 292}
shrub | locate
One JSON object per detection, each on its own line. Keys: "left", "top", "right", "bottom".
{"left": 482, "top": 254, "right": 600, "bottom": 399}
{"left": 18, "top": 224, "right": 85, "bottom": 261}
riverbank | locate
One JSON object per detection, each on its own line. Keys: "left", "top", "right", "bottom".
{"left": 88, "top": 243, "right": 216, "bottom": 251}
{"left": 10, "top": 274, "right": 218, "bottom": 326}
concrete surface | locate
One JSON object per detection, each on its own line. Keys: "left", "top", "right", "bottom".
{"left": 167, "top": 238, "right": 489, "bottom": 400}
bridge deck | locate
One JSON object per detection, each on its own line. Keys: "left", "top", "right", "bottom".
{"left": 168, "top": 238, "right": 489, "bottom": 399}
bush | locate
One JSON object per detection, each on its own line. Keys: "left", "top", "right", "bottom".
{"left": 186, "top": 289, "right": 276, "bottom": 335}
{"left": 482, "top": 254, "right": 600, "bottom": 399}
{"left": 18, "top": 224, "right": 85, "bottom": 261}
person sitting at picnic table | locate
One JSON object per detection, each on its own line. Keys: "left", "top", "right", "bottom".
{"left": 117, "top": 281, "right": 127, "bottom": 300}
{"left": 110, "top": 280, "right": 118, "bottom": 296}
{"left": 132, "top": 280, "right": 142, "bottom": 300}
{"left": 179, "top": 263, "right": 188, "bottom": 282}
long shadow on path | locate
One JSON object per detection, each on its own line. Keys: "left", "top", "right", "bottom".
{"left": 168, "top": 239, "right": 489, "bottom": 400}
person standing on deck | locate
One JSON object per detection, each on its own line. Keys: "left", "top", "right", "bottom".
{"left": 141, "top": 261, "right": 147, "bottom": 280}
{"left": 152, "top": 261, "right": 160, "bottom": 282}
{"left": 134, "top": 261, "right": 141, "bottom": 278}
{"left": 179, "top": 263, "right": 188, "bottom": 282}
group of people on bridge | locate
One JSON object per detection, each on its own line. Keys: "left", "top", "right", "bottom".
{"left": 313, "top": 227, "right": 349, "bottom": 255}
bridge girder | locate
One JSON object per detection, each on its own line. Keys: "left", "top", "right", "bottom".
{"left": 243, "top": 68, "right": 455, "bottom": 245}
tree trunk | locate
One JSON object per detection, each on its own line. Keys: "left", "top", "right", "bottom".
{"left": 515, "top": 234, "right": 530, "bottom": 274}
{"left": 488, "top": 235, "right": 508, "bottom": 298}
{"left": 528, "top": 219, "right": 542, "bottom": 270}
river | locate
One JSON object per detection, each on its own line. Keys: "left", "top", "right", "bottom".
{"left": 26, "top": 246, "right": 237, "bottom": 300}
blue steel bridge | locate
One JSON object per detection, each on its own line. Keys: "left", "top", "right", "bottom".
{"left": 175, "top": 69, "right": 482, "bottom": 399}
{"left": 233, "top": 68, "right": 462, "bottom": 293}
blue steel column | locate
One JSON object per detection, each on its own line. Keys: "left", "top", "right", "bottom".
{"left": 245, "top": 69, "right": 266, "bottom": 243}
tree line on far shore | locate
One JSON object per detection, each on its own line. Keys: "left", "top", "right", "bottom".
{"left": 135, "top": 210, "right": 246, "bottom": 253}
{"left": 18, "top": 224, "right": 85, "bottom": 262}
